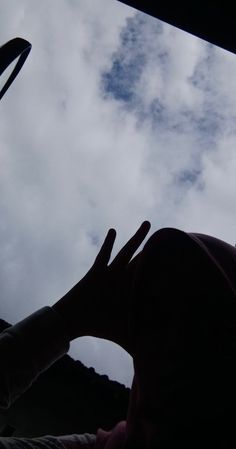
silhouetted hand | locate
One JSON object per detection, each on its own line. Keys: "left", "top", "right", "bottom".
{"left": 52, "top": 221, "right": 151, "bottom": 355}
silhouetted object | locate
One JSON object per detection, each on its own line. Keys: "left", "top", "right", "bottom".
{"left": 124, "top": 228, "right": 236, "bottom": 448}
{"left": 0, "top": 424, "right": 15, "bottom": 437}
{"left": 0, "top": 318, "right": 130, "bottom": 437}
{"left": 0, "top": 38, "right": 31, "bottom": 101}
{"left": 118, "top": 1, "right": 236, "bottom": 55}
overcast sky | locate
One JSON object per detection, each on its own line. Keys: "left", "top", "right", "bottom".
{"left": 1, "top": 0, "right": 236, "bottom": 388}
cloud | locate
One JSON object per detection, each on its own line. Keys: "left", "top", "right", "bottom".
{"left": 1, "top": 0, "right": 236, "bottom": 387}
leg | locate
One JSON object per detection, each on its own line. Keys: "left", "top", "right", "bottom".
{"left": 126, "top": 228, "right": 236, "bottom": 448}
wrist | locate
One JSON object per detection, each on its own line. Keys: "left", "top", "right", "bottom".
{"left": 52, "top": 298, "right": 75, "bottom": 342}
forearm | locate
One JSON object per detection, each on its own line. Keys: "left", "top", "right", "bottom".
{"left": 0, "top": 307, "right": 70, "bottom": 409}
{"left": 51, "top": 296, "right": 76, "bottom": 341}
{"left": 52, "top": 285, "right": 87, "bottom": 342}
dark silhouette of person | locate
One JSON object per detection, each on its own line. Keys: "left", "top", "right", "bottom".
{"left": 1, "top": 221, "right": 236, "bottom": 448}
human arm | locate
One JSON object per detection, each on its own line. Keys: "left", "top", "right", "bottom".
{"left": 0, "top": 306, "right": 70, "bottom": 409}
{"left": 0, "top": 310, "right": 98, "bottom": 444}
{"left": 0, "top": 221, "right": 150, "bottom": 409}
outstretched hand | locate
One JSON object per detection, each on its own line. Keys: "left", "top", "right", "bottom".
{"left": 52, "top": 221, "right": 151, "bottom": 356}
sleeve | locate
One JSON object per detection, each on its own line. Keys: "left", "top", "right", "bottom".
{"left": 0, "top": 306, "right": 70, "bottom": 409}
{"left": 0, "top": 434, "right": 96, "bottom": 449}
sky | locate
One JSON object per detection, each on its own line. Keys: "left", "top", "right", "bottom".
{"left": 1, "top": 0, "right": 236, "bottom": 388}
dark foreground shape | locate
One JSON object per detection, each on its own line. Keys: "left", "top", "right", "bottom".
{"left": 0, "top": 37, "right": 32, "bottom": 101}
{"left": 118, "top": 1, "right": 236, "bottom": 55}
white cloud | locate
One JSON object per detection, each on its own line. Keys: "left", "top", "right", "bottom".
{"left": 1, "top": 0, "right": 236, "bottom": 388}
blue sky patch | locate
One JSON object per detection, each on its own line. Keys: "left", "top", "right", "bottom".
{"left": 102, "top": 52, "right": 146, "bottom": 103}
{"left": 177, "top": 168, "right": 201, "bottom": 185}
{"left": 101, "top": 13, "right": 162, "bottom": 104}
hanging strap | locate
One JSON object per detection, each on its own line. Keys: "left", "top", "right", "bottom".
{"left": 0, "top": 37, "right": 32, "bottom": 101}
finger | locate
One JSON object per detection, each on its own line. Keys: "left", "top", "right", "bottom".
{"left": 110, "top": 221, "right": 151, "bottom": 268}
{"left": 93, "top": 228, "right": 116, "bottom": 267}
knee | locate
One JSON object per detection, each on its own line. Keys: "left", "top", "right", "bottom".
{"left": 141, "top": 227, "right": 196, "bottom": 269}
{"left": 143, "top": 227, "right": 190, "bottom": 252}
